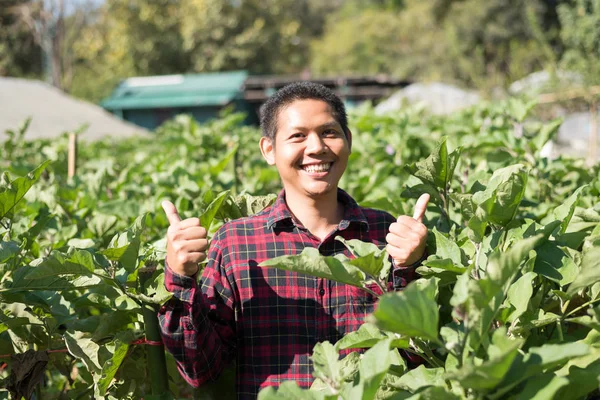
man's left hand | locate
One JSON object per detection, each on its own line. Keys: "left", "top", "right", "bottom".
{"left": 386, "top": 194, "right": 429, "bottom": 266}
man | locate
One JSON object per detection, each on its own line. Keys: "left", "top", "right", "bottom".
{"left": 158, "top": 82, "right": 429, "bottom": 398}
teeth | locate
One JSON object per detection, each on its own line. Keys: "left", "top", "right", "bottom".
{"left": 303, "top": 163, "right": 331, "bottom": 173}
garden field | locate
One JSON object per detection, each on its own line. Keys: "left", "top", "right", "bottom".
{"left": 1, "top": 99, "right": 599, "bottom": 399}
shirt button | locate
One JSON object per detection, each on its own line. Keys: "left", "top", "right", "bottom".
{"left": 319, "top": 288, "right": 325, "bottom": 296}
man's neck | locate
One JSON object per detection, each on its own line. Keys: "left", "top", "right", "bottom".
{"left": 284, "top": 188, "right": 344, "bottom": 241}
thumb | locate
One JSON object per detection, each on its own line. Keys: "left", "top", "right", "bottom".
{"left": 161, "top": 200, "right": 181, "bottom": 225}
{"left": 412, "top": 193, "right": 430, "bottom": 223}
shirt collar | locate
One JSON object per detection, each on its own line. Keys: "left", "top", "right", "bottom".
{"left": 266, "top": 188, "right": 369, "bottom": 231}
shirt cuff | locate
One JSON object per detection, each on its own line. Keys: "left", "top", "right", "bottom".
{"left": 164, "top": 258, "right": 198, "bottom": 304}
{"left": 391, "top": 250, "right": 427, "bottom": 290}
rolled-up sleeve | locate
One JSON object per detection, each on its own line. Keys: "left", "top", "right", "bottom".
{"left": 158, "top": 239, "right": 236, "bottom": 387}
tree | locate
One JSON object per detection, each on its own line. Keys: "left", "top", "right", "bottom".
{"left": 7, "top": 0, "right": 94, "bottom": 89}
{"left": 558, "top": 0, "right": 600, "bottom": 85}
{"left": 179, "top": 0, "right": 328, "bottom": 74}
{"left": 0, "top": 0, "right": 41, "bottom": 78}
{"left": 310, "top": 0, "right": 560, "bottom": 91}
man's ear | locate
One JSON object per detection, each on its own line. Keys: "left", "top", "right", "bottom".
{"left": 347, "top": 129, "right": 353, "bottom": 152}
{"left": 259, "top": 136, "right": 276, "bottom": 165}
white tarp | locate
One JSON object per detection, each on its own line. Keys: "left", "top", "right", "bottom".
{"left": 375, "top": 82, "right": 481, "bottom": 115}
{"left": 0, "top": 77, "right": 148, "bottom": 141}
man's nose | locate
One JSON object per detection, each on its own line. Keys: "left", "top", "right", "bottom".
{"left": 306, "top": 132, "right": 327, "bottom": 154}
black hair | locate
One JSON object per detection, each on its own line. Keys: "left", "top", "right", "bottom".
{"left": 259, "top": 81, "right": 349, "bottom": 142}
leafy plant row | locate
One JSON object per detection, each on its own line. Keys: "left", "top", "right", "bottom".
{"left": 0, "top": 99, "right": 598, "bottom": 399}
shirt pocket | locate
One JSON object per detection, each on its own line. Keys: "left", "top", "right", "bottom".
{"left": 346, "top": 283, "right": 383, "bottom": 317}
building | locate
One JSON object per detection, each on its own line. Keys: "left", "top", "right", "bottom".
{"left": 101, "top": 71, "right": 410, "bottom": 130}
{"left": 101, "top": 71, "right": 251, "bottom": 130}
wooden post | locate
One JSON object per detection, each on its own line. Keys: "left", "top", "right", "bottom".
{"left": 590, "top": 101, "right": 598, "bottom": 165}
{"left": 68, "top": 133, "right": 77, "bottom": 178}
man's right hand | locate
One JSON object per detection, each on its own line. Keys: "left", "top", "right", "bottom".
{"left": 162, "top": 200, "right": 209, "bottom": 276}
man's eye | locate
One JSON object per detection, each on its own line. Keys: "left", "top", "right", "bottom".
{"left": 323, "top": 129, "right": 339, "bottom": 137}
{"left": 290, "top": 133, "right": 304, "bottom": 139}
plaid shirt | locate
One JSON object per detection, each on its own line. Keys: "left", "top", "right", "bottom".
{"left": 158, "top": 189, "right": 417, "bottom": 399}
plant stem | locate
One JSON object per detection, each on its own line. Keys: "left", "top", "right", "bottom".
{"left": 566, "top": 297, "right": 600, "bottom": 318}
{"left": 473, "top": 242, "right": 481, "bottom": 280}
{"left": 411, "top": 339, "right": 445, "bottom": 368}
{"left": 444, "top": 185, "right": 451, "bottom": 226}
{"left": 556, "top": 320, "right": 564, "bottom": 342}
{"left": 359, "top": 286, "right": 380, "bottom": 298}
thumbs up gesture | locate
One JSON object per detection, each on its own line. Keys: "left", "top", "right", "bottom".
{"left": 162, "top": 200, "right": 209, "bottom": 276}
{"left": 386, "top": 194, "right": 429, "bottom": 267}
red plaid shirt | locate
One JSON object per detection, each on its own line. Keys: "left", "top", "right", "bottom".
{"left": 158, "top": 189, "right": 417, "bottom": 399}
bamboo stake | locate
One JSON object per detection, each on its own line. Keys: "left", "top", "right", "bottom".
{"left": 68, "top": 133, "right": 77, "bottom": 178}
{"left": 590, "top": 101, "right": 598, "bottom": 165}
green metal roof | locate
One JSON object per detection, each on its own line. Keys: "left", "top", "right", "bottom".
{"left": 101, "top": 70, "right": 248, "bottom": 111}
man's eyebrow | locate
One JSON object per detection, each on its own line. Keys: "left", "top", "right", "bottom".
{"left": 288, "top": 121, "right": 341, "bottom": 131}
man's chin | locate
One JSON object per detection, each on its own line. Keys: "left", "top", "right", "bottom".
{"left": 303, "top": 185, "right": 337, "bottom": 199}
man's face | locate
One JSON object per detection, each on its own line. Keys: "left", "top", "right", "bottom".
{"left": 260, "top": 99, "right": 351, "bottom": 200}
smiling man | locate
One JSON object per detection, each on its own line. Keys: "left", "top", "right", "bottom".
{"left": 158, "top": 82, "right": 429, "bottom": 399}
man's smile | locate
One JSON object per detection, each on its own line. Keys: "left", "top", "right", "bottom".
{"left": 301, "top": 162, "right": 333, "bottom": 173}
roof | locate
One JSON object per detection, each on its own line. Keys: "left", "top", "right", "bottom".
{"left": 243, "top": 73, "right": 410, "bottom": 102}
{"left": 102, "top": 70, "right": 249, "bottom": 110}
{"left": 0, "top": 77, "right": 148, "bottom": 141}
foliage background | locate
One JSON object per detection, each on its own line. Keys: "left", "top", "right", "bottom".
{"left": 1, "top": 0, "right": 599, "bottom": 102}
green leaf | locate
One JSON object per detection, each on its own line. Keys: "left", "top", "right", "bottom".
{"left": 552, "top": 186, "right": 587, "bottom": 234}
{"left": 8, "top": 264, "right": 102, "bottom": 291}
{"left": 567, "top": 316, "right": 600, "bottom": 331}
{"left": 336, "top": 237, "right": 391, "bottom": 282}
{"left": 87, "top": 213, "right": 119, "bottom": 238}
{"left": 420, "top": 258, "right": 466, "bottom": 275}
{"left": 100, "top": 214, "right": 148, "bottom": 272}
{"left": 258, "top": 380, "right": 333, "bottom": 400}
{"left": 355, "top": 338, "right": 392, "bottom": 400}
{"left": 64, "top": 332, "right": 102, "bottom": 373}
{"left": 484, "top": 235, "right": 543, "bottom": 298}
{"left": 514, "top": 374, "right": 568, "bottom": 400}
{"left": 372, "top": 279, "right": 439, "bottom": 342}
{"left": 0, "top": 160, "right": 51, "bottom": 220}
{"left": 472, "top": 164, "right": 528, "bottom": 227}
{"left": 389, "top": 365, "right": 445, "bottom": 392}
{"left": 311, "top": 341, "right": 341, "bottom": 384}
{"left": 339, "top": 352, "right": 361, "bottom": 382}
{"left": 508, "top": 98, "right": 537, "bottom": 122}
{"left": 406, "top": 386, "right": 461, "bottom": 400}
{"left": 534, "top": 242, "right": 578, "bottom": 286}
{"left": 405, "top": 137, "right": 461, "bottom": 190}
{"left": 143, "top": 273, "right": 174, "bottom": 305}
{"left": 446, "top": 329, "right": 523, "bottom": 390}
{"left": 200, "top": 190, "right": 230, "bottom": 230}
{"left": 91, "top": 310, "right": 137, "bottom": 342}
{"left": 260, "top": 248, "right": 366, "bottom": 288}
{"left": 554, "top": 358, "right": 600, "bottom": 400}
{"left": 0, "top": 240, "right": 20, "bottom": 263}
{"left": 401, "top": 183, "right": 444, "bottom": 208}
{"left": 430, "top": 228, "right": 462, "bottom": 265}
{"left": 209, "top": 144, "right": 238, "bottom": 176}
{"left": 567, "top": 242, "right": 600, "bottom": 295}
{"left": 507, "top": 272, "right": 536, "bottom": 322}
{"left": 530, "top": 118, "right": 562, "bottom": 154}
{"left": 229, "top": 193, "right": 277, "bottom": 218}
{"left": 96, "top": 339, "right": 130, "bottom": 396}
{"left": 26, "top": 250, "right": 97, "bottom": 279}
{"left": 335, "top": 323, "right": 409, "bottom": 350}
